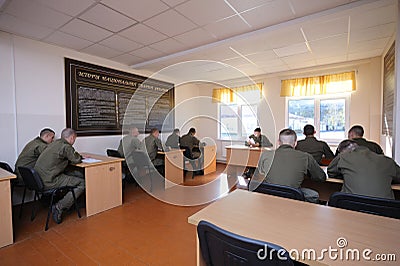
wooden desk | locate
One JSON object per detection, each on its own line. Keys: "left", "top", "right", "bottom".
{"left": 202, "top": 145, "right": 216, "bottom": 175}
{"left": 225, "top": 145, "right": 270, "bottom": 178}
{"left": 188, "top": 189, "right": 400, "bottom": 265}
{"left": 161, "top": 149, "right": 184, "bottom": 189}
{"left": 321, "top": 166, "right": 400, "bottom": 191}
{"left": 75, "top": 153, "right": 124, "bottom": 217}
{"left": 0, "top": 168, "right": 16, "bottom": 248}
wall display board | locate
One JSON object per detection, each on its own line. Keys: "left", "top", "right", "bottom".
{"left": 382, "top": 42, "right": 395, "bottom": 136}
{"left": 65, "top": 58, "right": 174, "bottom": 136}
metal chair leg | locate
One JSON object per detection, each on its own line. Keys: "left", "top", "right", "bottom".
{"left": 19, "top": 186, "right": 27, "bottom": 219}
{"left": 45, "top": 192, "right": 56, "bottom": 231}
{"left": 71, "top": 189, "right": 81, "bottom": 218}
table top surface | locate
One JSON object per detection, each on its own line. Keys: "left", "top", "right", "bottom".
{"left": 188, "top": 189, "right": 400, "bottom": 265}
{"left": 75, "top": 153, "right": 124, "bottom": 168}
{"left": 0, "top": 168, "right": 17, "bottom": 181}
{"left": 225, "top": 145, "right": 272, "bottom": 150}
{"left": 0, "top": 168, "right": 16, "bottom": 181}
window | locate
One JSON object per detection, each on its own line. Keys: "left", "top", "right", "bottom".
{"left": 287, "top": 96, "right": 349, "bottom": 143}
{"left": 215, "top": 84, "right": 261, "bottom": 140}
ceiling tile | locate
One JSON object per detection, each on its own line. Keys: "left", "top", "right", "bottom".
{"left": 347, "top": 49, "right": 383, "bottom": 61}
{"left": 315, "top": 55, "right": 347, "bottom": 65}
{"left": 161, "top": 0, "right": 187, "bottom": 7}
{"left": 227, "top": 0, "right": 273, "bottom": 12}
{"left": 100, "top": 35, "right": 143, "bottom": 52}
{"left": 101, "top": 0, "right": 169, "bottom": 22}
{"left": 120, "top": 24, "right": 168, "bottom": 45}
{"left": 81, "top": 44, "right": 123, "bottom": 58}
{"left": 273, "top": 42, "right": 309, "bottom": 57}
{"left": 204, "top": 15, "right": 251, "bottom": 40}
{"left": 173, "top": 28, "right": 217, "bottom": 48}
{"left": 350, "top": 23, "right": 395, "bottom": 43}
{"left": 287, "top": 60, "right": 316, "bottom": 70}
{"left": 45, "top": 31, "right": 93, "bottom": 50}
{"left": 34, "top": 0, "right": 95, "bottom": 16}
{"left": 5, "top": 0, "right": 72, "bottom": 29}
{"left": 144, "top": 9, "right": 197, "bottom": 37}
{"left": 198, "top": 45, "right": 239, "bottom": 61}
{"left": 222, "top": 57, "right": 252, "bottom": 67}
{"left": 129, "top": 46, "right": 166, "bottom": 60}
{"left": 241, "top": 0, "right": 295, "bottom": 30}
{"left": 246, "top": 50, "right": 279, "bottom": 62}
{"left": 0, "top": 13, "right": 53, "bottom": 40}
{"left": 309, "top": 34, "right": 348, "bottom": 57}
{"left": 79, "top": 4, "right": 136, "bottom": 32}
{"left": 351, "top": 3, "right": 396, "bottom": 30}
{"left": 254, "top": 58, "right": 286, "bottom": 67}
{"left": 348, "top": 37, "right": 390, "bottom": 53}
{"left": 262, "top": 64, "right": 290, "bottom": 73}
{"left": 149, "top": 38, "right": 185, "bottom": 54}
{"left": 111, "top": 53, "right": 145, "bottom": 65}
{"left": 289, "top": 0, "right": 350, "bottom": 17}
{"left": 280, "top": 51, "right": 315, "bottom": 64}
{"left": 175, "top": 0, "right": 235, "bottom": 26}
{"left": 302, "top": 16, "right": 349, "bottom": 41}
{"left": 260, "top": 27, "right": 304, "bottom": 50}
{"left": 60, "top": 19, "right": 113, "bottom": 42}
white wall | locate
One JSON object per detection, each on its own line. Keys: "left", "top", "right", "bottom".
{"left": 188, "top": 57, "right": 383, "bottom": 161}
{"left": 0, "top": 32, "right": 172, "bottom": 167}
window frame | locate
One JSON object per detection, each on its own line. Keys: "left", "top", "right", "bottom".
{"left": 218, "top": 102, "right": 258, "bottom": 141}
{"left": 285, "top": 93, "right": 350, "bottom": 145}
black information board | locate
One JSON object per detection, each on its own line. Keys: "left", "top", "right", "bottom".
{"left": 65, "top": 58, "right": 174, "bottom": 136}
{"left": 382, "top": 42, "right": 395, "bottom": 136}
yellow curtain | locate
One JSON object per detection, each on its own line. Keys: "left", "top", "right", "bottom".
{"left": 212, "top": 83, "right": 262, "bottom": 103}
{"left": 280, "top": 71, "right": 356, "bottom": 97}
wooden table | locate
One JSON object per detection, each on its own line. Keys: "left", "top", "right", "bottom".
{"left": 202, "top": 145, "right": 216, "bottom": 175}
{"left": 75, "top": 153, "right": 124, "bottom": 217}
{"left": 225, "top": 145, "right": 270, "bottom": 178}
{"left": 321, "top": 166, "right": 400, "bottom": 191}
{"left": 188, "top": 189, "right": 400, "bottom": 265}
{"left": 0, "top": 168, "right": 16, "bottom": 248}
{"left": 161, "top": 149, "right": 184, "bottom": 189}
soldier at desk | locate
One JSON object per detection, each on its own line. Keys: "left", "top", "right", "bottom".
{"left": 328, "top": 139, "right": 400, "bottom": 199}
{"left": 34, "top": 128, "right": 84, "bottom": 224}
{"left": 243, "top": 127, "right": 273, "bottom": 178}
{"left": 143, "top": 128, "right": 164, "bottom": 176}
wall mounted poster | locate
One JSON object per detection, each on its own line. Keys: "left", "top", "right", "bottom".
{"left": 65, "top": 58, "right": 174, "bottom": 136}
{"left": 382, "top": 42, "right": 395, "bottom": 136}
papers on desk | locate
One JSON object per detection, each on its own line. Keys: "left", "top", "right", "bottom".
{"left": 82, "top": 158, "right": 102, "bottom": 163}
{"left": 247, "top": 138, "right": 255, "bottom": 145}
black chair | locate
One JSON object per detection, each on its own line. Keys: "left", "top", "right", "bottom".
{"left": 132, "top": 151, "right": 155, "bottom": 191}
{"left": 18, "top": 166, "right": 81, "bottom": 231}
{"left": 0, "top": 162, "right": 27, "bottom": 206}
{"left": 253, "top": 182, "right": 305, "bottom": 201}
{"left": 328, "top": 192, "right": 400, "bottom": 219}
{"left": 106, "top": 149, "right": 122, "bottom": 158}
{"left": 197, "top": 220, "right": 299, "bottom": 265}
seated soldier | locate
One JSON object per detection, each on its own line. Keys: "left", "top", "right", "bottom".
{"left": 180, "top": 127, "right": 203, "bottom": 176}
{"left": 256, "top": 128, "right": 326, "bottom": 203}
{"left": 34, "top": 128, "right": 84, "bottom": 224}
{"left": 143, "top": 128, "right": 164, "bottom": 176}
{"left": 328, "top": 140, "right": 400, "bottom": 199}
{"left": 295, "top": 124, "right": 334, "bottom": 165}
{"left": 336, "top": 125, "right": 383, "bottom": 155}
{"left": 15, "top": 128, "right": 55, "bottom": 184}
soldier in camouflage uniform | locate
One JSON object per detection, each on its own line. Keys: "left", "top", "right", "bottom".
{"left": 34, "top": 128, "right": 84, "bottom": 224}
{"left": 15, "top": 128, "right": 55, "bottom": 183}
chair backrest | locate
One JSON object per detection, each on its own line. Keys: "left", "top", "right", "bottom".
{"left": 106, "top": 149, "right": 123, "bottom": 158}
{"left": 197, "top": 220, "right": 294, "bottom": 266}
{"left": 328, "top": 192, "right": 400, "bottom": 219}
{"left": 253, "top": 182, "right": 305, "bottom": 201}
{"left": 18, "top": 167, "right": 45, "bottom": 192}
{"left": 179, "top": 145, "right": 192, "bottom": 159}
{"left": 132, "top": 151, "right": 152, "bottom": 166}
{"left": 0, "top": 161, "right": 14, "bottom": 173}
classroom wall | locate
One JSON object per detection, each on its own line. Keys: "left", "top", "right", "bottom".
{"left": 189, "top": 57, "right": 383, "bottom": 161}
{"left": 0, "top": 32, "right": 385, "bottom": 176}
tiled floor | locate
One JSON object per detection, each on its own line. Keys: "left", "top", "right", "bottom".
{"left": 0, "top": 164, "right": 228, "bottom": 265}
